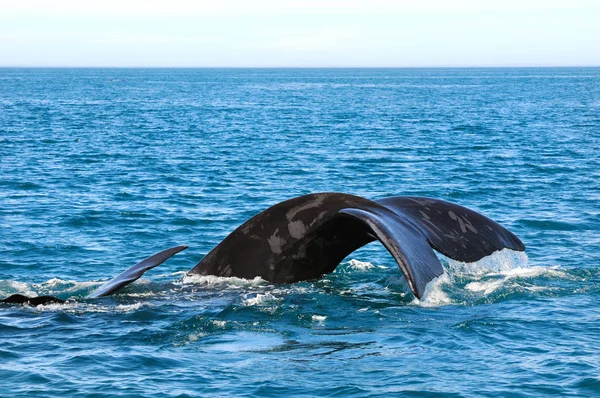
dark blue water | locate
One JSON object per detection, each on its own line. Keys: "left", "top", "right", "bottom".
{"left": 1, "top": 68, "right": 599, "bottom": 397}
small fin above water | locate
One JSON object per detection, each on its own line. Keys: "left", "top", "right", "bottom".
{"left": 87, "top": 245, "right": 188, "bottom": 298}
{"left": 1, "top": 246, "right": 188, "bottom": 306}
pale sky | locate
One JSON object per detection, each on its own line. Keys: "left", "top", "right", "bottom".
{"left": 1, "top": 0, "right": 599, "bottom": 67}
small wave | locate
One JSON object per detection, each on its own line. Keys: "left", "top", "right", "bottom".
{"left": 412, "top": 250, "right": 567, "bottom": 306}
{"left": 0, "top": 280, "right": 38, "bottom": 297}
{"left": 464, "top": 280, "right": 504, "bottom": 295}
{"left": 118, "top": 211, "right": 152, "bottom": 218}
{"left": 336, "top": 259, "right": 388, "bottom": 274}
{"left": 114, "top": 302, "right": 145, "bottom": 312}
{"left": 212, "top": 320, "right": 227, "bottom": 328}
{"left": 179, "top": 274, "right": 267, "bottom": 288}
{"left": 17, "top": 299, "right": 147, "bottom": 314}
{"left": 442, "top": 250, "right": 566, "bottom": 299}
{"left": 488, "top": 265, "right": 566, "bottom": 279}
{"left": 124, "top": 292, "right": 157, "bottom": 298}
{"left": 464, "top": 266, "right": 566, "bottom": 295}
{"left": 412, "top": 273, "right": 452, "bottom": 307}
{"left": 445, "top": 249, "right": 530, "bottom": 276}
{"left": 186, "top": 332, "right": 208, "bottom": 344}
{"left": 33, "top": 278, "right": 100, "bottom": 294}
{"left": 243, "top": 292, "right": 282, "bottom": 306}
{"left": 154, "top": 271, "right": 188, "bottom": 278}
{"left": 347, "top": 259, "right": 375, "bottom": 270}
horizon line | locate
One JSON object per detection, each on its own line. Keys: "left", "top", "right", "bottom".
{"left": 1, "top": 65, "right": 599, "bottom": 69}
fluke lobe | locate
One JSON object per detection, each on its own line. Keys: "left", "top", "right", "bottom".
{"left": 2, "top": 193, "right": 525, "bottom": 305}
{"left": 189, "top": 193, "right": 525, "bottom": 299}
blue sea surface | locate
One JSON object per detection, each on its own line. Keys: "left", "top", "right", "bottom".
{"left": 1, "top": 68, "right": 599, "bottom": 397}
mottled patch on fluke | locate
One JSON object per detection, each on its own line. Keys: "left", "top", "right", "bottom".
{"left": 189, "top": 193, "right": 525, "bottom": 299}
{"left": 376, "top": 196, "right": 525, "bottom": 263}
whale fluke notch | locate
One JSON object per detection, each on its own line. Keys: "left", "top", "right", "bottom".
{"left": 189, "top": 193, "right": 525, "bottom": 299}
{"left": 339, "top": 207, "right": 444, "bottom": 297}
{"left": 87, "top": 245, "right": 188, "bottom": 298}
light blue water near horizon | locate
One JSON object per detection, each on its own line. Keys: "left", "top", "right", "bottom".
{"left": 1, "top": 67, "right": 599, "bottom": 397}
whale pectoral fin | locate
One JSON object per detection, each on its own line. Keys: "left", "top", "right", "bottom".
{"left": 87, "top": 245, "right": 188, "bottom": 298}
{"left": 340, "top": 208, "right": 444, "bottom": 299}
{"left": 376, "top": 196, "right": 525, "bottom": 263}
{"left": 1, "top": 294, "right": 65, "bottom": 306}
{"left": 1, "top": 245, "right": 188, "bottom": 305}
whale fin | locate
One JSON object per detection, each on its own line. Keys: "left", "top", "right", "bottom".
{"left": 87, "top": 245, "right": 188, "bottom": 298}
{"left": 339, "top": 207, "right": 444, "bottom": 298}
{"left": 1, "top": 246, "right": 188, "bottom": 306}
{"left": 376, "top": 197, "right": 525, "bottom": 263}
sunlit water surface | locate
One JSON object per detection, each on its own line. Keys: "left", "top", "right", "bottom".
{"left": 1, "top": 68, "right": 599, "bottom": 397}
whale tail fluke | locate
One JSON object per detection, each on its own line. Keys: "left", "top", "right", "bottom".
{"left": 190, "top": 193, "right": 525, "bottom": 299}
{"left": 375, "top": 196, "right": 525, "bottom": 263}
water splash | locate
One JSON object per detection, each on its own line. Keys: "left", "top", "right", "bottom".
{"left": 0, "top": 280, "right": 38, "bottom": 297}
{"left": 243, "top": 292, "right": 282, "bottom": 306}
{"left": 413, "top": 273, "right": 453, "bottom": 307}
{"left": 411, "top": 249, "right": 567, "bottom": 306}
{"left": 179, "top": 274, "right": 267, "bottom": 288}
{"left": 1, "top": 250, "right": 571, "bottom": 312}
{"left": 445, "top": 249, "right": 530, "bottom": 275}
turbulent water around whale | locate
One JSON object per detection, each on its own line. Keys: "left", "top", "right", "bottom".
{"left": 1, "top": 68, "right": 599, "bottom": 397}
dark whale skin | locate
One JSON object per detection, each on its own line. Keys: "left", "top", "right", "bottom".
{"left": 189, "top": 193, "right": 525, "bottom": 299}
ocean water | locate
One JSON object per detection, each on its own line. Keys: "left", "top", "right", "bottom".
{"left": 1, "top": 67, "right": 599, "bottom": 397}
